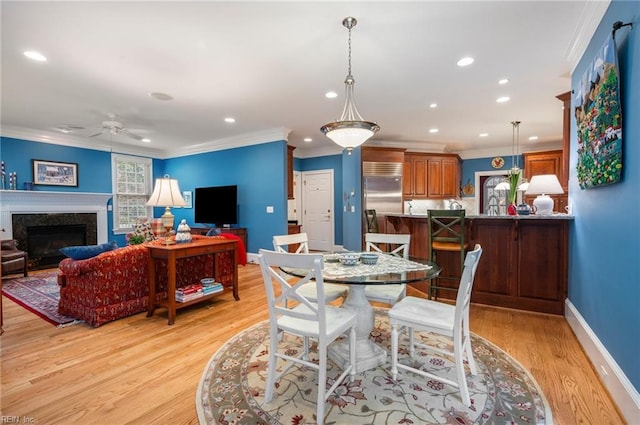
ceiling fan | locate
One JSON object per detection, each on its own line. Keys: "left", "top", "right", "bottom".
{"left": 89, "top": 113, "right": 145, "bottom": 141}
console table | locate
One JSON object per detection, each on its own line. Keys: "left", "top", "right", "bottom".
{"left": 146, "top": 238, "right": 239, "bottom": 325}
{"left": 190, "top": 226, "right": 247, "bottom": 248}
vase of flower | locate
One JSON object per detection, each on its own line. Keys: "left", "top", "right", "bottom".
{"left": 507, "top": 168, "right": 521, "bottom": 216}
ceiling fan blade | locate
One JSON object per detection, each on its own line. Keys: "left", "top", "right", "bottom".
{"left": 124, "top": 131, "right": 143, "bottom": 141}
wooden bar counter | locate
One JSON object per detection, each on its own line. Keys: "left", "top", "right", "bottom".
{"left": 384, "top": 213, "right": 573, "bottom": 314}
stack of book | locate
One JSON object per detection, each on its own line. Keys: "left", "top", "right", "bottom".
{"left": 202, "top": 281, "right": 223, "bottom": 295}
{"left": 175, "top": 281, "right": 224, "bottom": 302}
{"left": 176, "top": 284, "right": 204, "bottom": 302}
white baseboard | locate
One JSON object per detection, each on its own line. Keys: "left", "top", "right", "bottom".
{"left": 246, "top": 252, "right": 259, "bottom": 264}
{"left": 565, "top": 299, "right": 640, "bottom": 423}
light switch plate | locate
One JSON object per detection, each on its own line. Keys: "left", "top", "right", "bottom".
{"left": 266, "top": 206, "right": 274, "bottom": 213}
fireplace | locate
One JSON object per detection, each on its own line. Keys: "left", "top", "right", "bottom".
{"left": 1, "top": 190, "right": 112, "bottom": 269}
{"left": 12, "top": 213, "right": 98, "bottom": 270}
{"left": 27, "top": 224, "right": 88, "bottom": 269}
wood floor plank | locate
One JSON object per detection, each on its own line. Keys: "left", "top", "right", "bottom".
{"left": 1, "top": 265, "right": 625, "bottom": 424}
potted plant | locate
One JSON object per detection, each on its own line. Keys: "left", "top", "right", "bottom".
{"left": 126, "top": 233, "right": 146, "bottom": 245}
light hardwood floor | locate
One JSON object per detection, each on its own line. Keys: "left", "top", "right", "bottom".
{"left": 1, "top": 265, "right": 625, "bottom": 424}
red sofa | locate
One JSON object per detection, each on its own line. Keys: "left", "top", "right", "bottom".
{"left": 58, "top": 242, "right": 215, "bottom": 327}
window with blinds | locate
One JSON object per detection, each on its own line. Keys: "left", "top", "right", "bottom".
{"left": 111, "top": 154, "right": 153, "bottom": 233}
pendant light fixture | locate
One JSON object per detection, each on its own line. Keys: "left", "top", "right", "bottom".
{"left": 321, "top": 17, "right": 379, "bottom": 154}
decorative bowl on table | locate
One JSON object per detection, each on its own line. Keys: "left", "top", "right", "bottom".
{"left": 201, "top": 277, "right": 215, "bottom": 285}
{"left": 339, "top": 253, "right": 360, "bottom": 266}
{"left": 360, "top": 253, "right": 379, "bottom": 265}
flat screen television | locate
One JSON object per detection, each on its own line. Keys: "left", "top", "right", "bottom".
{"left": 194, "top": 185, "right": 238, "bottom": 227}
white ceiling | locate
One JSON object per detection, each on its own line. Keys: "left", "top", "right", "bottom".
{"left": 1, "top": 1, "right": 608, "bottom": 160}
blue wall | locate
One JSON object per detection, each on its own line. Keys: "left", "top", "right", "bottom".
{"left": 0, "top": 137, "right": 112, "bottom": 193}
{"left": 341, "top": 149, "right": 363, "bottom": 251}
{"left": 298, "top": 154, "right": 344, "bottom": 246}
{"left": 569, "top": 0, "right": 640, "bottom": 391}
{"left": 460, "top": 156, "right": 523, "bottom": 198}
{"left": 0, "top": 137, "right": 287, "bottom": 252}
{"left": 164, "top": 141, "right": 287, "bottom": 253}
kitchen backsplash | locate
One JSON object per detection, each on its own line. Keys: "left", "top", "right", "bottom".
{"left": 404, "top": 198, "right": 477, "bottom": 215}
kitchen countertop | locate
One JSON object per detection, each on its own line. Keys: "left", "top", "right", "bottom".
{"left": 384, "top": 213, "right": 574, "bottom": 220}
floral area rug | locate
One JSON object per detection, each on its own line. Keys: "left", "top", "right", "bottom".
{"left": 1, "top": 271, "right": 81, "bottom": 327}
{"left": 196, "top": 309, "right": 552, "bottom": 424}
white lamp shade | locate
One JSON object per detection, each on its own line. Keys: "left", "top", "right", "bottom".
{"left": 525, "top": 174, "right": 563, "bottom": 216}
{"left": 325, "top": 126, "right": 374, "bottom": 149}
{"left": 146, "top": 177, "right": 186, "bottom": 207}
{"left": 494, "top": 181, "right": 510, "bottom": 191}
{"left": 525, "top": 174, "right": 563, "bottom": 195}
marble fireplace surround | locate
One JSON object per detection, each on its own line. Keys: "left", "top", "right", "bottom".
{"left": 0, "top": 190, "right": 112, "bottom": 243}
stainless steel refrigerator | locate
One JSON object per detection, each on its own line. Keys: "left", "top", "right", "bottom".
{"left": 362, "top": 162, "right": 403, "bottom": 224}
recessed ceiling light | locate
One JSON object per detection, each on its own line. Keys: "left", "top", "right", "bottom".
{"left": 149, "top": 92, "right": 173, "bottom": 101}
{"left": 429, "top": 103, "right": 438, "bottom": 108}
{"left": 498, "top": 78, "right": 509, "bottom": 85}
{"left": 141, "top": 138, "right": 151, "bottom": 143}
{"left": 325, "top": 91, "right": 338, "bottom": 99}
{"left": 496, "top": 96, "right": 510, "bottom": 103}
{"left": 24, "top": 51, "right": 47, "bottom": 62}
{"left": 224, "top": 117, "right": 235, "bottom": 123}
{"left": 528, "top": 136, "right": 538, "bottom": 141}
{"left": 479, "top": 133, "right": 489, "bottom": 137}
{"left": 457, "top": 57, "right": 474, "bottom": 67}
{"left": 304, "top": 137, "right": 312, "bottom": 142}
{"left": 429, "top": 128, "right": 439, "bottom": 134}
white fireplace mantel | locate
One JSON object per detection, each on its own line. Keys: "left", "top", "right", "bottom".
{"left": 0, "top": 190, "right": 112, "bottom": 242}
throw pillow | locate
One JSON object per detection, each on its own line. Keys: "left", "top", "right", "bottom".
{"left": 59, "top": 241, "right": 118, "bottom": 261}
{"left": 150, "top": 218, "right": 165, "bottom": 238}
{"left": 133, "top": 221, "right": 156, "bottom": 241}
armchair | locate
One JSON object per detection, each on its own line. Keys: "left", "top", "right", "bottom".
{"left": 1, "top": 239, "right": 28, "bottom": 278}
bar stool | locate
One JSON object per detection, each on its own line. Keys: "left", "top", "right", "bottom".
{"left": 427, "top": 210, "right": 467, "bottom": 300}
{"left": 364, "top": 209, "right": 379, "bottom": 233}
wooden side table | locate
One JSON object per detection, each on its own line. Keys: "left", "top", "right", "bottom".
{"left": 146, "top": 238, "right": 239, "bottom": 325}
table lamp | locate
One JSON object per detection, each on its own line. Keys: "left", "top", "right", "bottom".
{"left": 146, "top": 175, "right": 186, "bottom": 244}
{"left": 525, "top": 174, "right": 563, "bottom": 215}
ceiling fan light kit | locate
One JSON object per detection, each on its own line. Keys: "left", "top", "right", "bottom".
{"left": 321, "top": 17, "right": 379, "bottom": 154}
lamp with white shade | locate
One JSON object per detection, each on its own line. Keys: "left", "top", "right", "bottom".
{"left": 146, "top": 175, "right": 186, "bottom": 244}
{"left": 525, "top": 174, "right": 564, "bottom": 215}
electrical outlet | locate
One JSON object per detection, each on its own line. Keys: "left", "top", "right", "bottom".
{"left": 600, "top": 365, "right": 609, "bottom": 380}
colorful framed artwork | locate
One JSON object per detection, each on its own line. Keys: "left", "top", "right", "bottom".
{"left": 32, "top": 160, "right": 78, "bottom": 187}
{"left": 574, "top": 34, "right": 623, "bottom": 189}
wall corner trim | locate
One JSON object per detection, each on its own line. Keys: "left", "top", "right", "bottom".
{"left": 565, "top": 299, "right": 640, "bottom": 422}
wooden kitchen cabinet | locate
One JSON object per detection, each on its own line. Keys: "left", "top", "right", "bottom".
{"left": 523, "top": 150, "right": 568, "bottom": 213}
{"left": 403, "top": 154, "right": 428, "bottom": 198}
{"left": 468, "top": 217, "right": 569, "bottom": 315}
{"left": 403, "top": 153, "right": 461, "bottom": 199}
{"left": 287, "top": 145, "right": 295, "bottom": 200}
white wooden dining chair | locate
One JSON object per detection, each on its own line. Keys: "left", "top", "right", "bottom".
{"left": 258, "top": 249, "right": 357, "bottom": 424}
{"left": 273, "top": 232, "right": 348, "bottom": 304}
{"left": 388, "top": 244, "right": 482, "bottom": 406}
{"left": 363, "top": 233, "right": 411, "bottom": 305}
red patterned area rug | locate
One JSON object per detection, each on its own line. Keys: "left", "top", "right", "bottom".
{"left": 2, "top": 271, "right": 81, "bottom": 327}
{"left": 196, "top": 309, "right": 552, "bottom": 425}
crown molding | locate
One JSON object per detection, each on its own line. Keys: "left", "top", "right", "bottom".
{"left": 565, "top": 0, "right": 611, "bottom": 73}
{"left": 163, "top": 127, "right": 292, "bottom": 158}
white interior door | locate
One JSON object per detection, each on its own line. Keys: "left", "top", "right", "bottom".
{"left": 302, "top": 170, "right": 334, "bottom": 251}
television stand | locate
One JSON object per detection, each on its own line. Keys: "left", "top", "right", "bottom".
{"left": 191, "top": 226, "right": 247, "bottom": 248}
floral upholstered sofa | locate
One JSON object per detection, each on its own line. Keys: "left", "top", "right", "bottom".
{"left": 57, "top": 240, "right": 216, "bottom": 327}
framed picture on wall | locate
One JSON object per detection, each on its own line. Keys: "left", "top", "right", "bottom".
{"left": 32, "top": 159, "right": 78, "bottom": 187}
{"left": 182, "top": 191, "right": 192, "bottom": 208}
